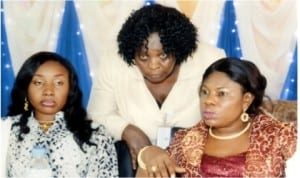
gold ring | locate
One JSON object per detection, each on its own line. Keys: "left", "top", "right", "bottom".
{"left": 151, "top": 166, "right": 157, "bottom": 172}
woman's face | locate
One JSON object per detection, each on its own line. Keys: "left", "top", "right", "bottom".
{"left": 200, "top": 71, "right": 252, "bottom": 129}
{"left": 134, "top": 32, "right": 177, "bottom": 84}
{"left": 27, "top": 60, "right": 69, "bottom": 120}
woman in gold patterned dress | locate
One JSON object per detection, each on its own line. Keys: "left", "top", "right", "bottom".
{"left": 136, "top": 57, "right": 297, "bottom": 177}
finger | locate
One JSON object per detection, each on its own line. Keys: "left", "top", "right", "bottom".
{"left": 130, "top": 148, "right": 137, "bottom": 170}
{"left": 147, "top": 164, "right": 160, "bottom": 176}
{"left": 164, "top": 155, "right": 185, "bottom": 177}
{"left": 174, "top": 166, "right": 185, "bottom": 173}
{"left": 146, "top": 166, "right": 155, "bottom": 177}
{"left": 159, "top": 156, "right": 176, "bottom": 176}
{"left": 132, "top": 158, "right": 137, "bottom": 170}
{"left": 136, "top": 168, "right": 150, "bottom": 177}
{"left": 153, "top": 170, "right": 162, "bottom": 178}
{"left": 153, "top": 163, "right": 163, "bottom": 178}
{"left": 157, "top": 161, "right": 170, "bottom": 177}
{"left": 163, "top": 158, "right": 185, "bottom": 177}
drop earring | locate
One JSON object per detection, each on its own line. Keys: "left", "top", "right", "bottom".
{"left": 240, "top": 112, "right": 249, "bottom": 122}
{"left": 24, "top": 97, "right": 29, "bottom": 111}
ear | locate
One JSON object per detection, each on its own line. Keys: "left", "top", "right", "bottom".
{"left": 243, "top": 92, "right": 254, "bottom": 112}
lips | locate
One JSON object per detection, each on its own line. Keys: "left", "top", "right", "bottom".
{"left": 40, "top": 100, "right": 56, "bottom": 107}
{"left": 202, "top": 111, "right": 216, "bottom": 119}
{"left": 147, "top": 74, "right": 162, "bottom": 79}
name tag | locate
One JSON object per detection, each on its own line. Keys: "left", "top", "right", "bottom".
{"left": 156, "top": 127, "right": 172, "bottom": 149}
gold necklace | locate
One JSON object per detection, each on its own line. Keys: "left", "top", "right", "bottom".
{"left": 37, "top": 120, "right": 54, "bottom": 132}
{"left": 209, "top": 122, "right": 251, "bottom": 140}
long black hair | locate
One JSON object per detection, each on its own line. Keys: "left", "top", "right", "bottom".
{"left": 7, "top": 51, "right": 96, "bottom": 151}
{"left": 201, "top": 57, "right": 267, "bottom": 115}
{"left": 117, "top": 3, "right": 198, "bottom": 65}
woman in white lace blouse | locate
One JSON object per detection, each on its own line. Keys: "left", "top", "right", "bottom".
{"left": 1, "top": 51, "right": 118, "bottom": 177}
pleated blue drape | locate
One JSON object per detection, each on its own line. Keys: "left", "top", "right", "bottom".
{"left": 1, "top": 0, "right": 297, "bottom": 118}
{"left": 280, "top": 44, "right": 297, "bottom": 100}
{"left": 217, "top": 0, "right": 297, "bottom": 100}
{"left": 1, "top": 1, "right": 15, "bottom": 117}
{"left": 217, "top": 0, "right": 243, "bottom": 58}
{"left": 56, "top": 0, "right": 92, "bottom": 108}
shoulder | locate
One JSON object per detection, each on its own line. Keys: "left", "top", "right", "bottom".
{"left": 99, "top": 52, "right": 129, "bottom": 71}
{"left": 182, "top": 121, "right": 208, "bottom": 142}
{"left": 195, "top": 42, "right": 225, "bottom": 57}
{"left": 95, "top": 51, "right": 134, "bottom": 81}
{"left": 170, "top": 121, "right": 207, "bottom": 146}
{"left": 1, "top": 116, "right": 14, "bottom": 137}
{"left": 2, "top": 115, "right": 21, "bottom": 126}
{"left": 250, "top": 114, "right": 297, "bottom": 163}
{"left": 168, "top": 122, "right": 207, "bottom": 167}
{"left": 252, "top": 114, "right": 296, "bottom": 133}
{"left": 181, "top": 42, "right": 225, "bottom": 78}
{"left": 251, "top": 114, "right": 297, "bottom": 150}
{"left": 91, "top": 124, "right": 115, "bottom": 146}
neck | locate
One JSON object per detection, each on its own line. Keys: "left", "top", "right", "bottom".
{"left": 34, "top": 112, "right": 55, "bottom": 122}
{"left": 145, "top": 65, "right": 180, "bottom": 85}
{"left": 37, "top": 120, "right": 54, "bottom": 133}
{"left": 209, "top": 122, "right": 251, "bottom": 140}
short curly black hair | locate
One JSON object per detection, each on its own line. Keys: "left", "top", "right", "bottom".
{"left": 117, "top": 3, "right": 198, "bottom": 65}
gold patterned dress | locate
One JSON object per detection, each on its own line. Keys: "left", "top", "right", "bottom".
{"left": 167, "top": 114, "right": 297, "bottom": 177}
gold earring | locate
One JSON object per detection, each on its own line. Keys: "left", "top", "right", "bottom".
{"left": 24, "top": 97, "right": 29, "bottom": 111}
{"left": 240, "top": 112, "right": 249, "bottom": 122}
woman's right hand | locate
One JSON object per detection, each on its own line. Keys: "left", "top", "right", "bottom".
{"left": 122, "top": 124, "right": 152, "bottom": 170}
{"left": 136, "top": 146, "right": 185, "bottom": 177}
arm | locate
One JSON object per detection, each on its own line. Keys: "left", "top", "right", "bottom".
{"left": 278, "top": 122, "right": 297, "bottom": 160}
{"left": 122, "top": 124, "right": 152, "bottom": 170}
{"left": 87, "top": 54, "right": 151, "bottom": 169}
{"left": 1, "top": 117, "right": 12, "bottom": 178}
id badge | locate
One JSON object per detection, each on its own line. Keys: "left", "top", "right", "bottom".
{"left": 156, "top": 127, "right": 172, "bottom": 149}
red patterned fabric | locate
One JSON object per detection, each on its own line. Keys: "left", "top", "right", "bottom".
{"left": 200, "top": 152, "right": 246, "bottom": 177}
{"left": 166, "top": 114, "right": 297, "bottom": 177}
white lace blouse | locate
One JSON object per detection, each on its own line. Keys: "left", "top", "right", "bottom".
{"left": 5, "top": 112, "right": 118, "bottom": 177}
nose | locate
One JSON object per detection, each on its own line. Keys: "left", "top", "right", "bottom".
{"left": 42, "top": 84, "right": 54, "bottom": 96}
{"left": 148, "top": 58, "right": 160, "bottom": 70}
{"left": 203, "top": 93, "right": 216, "bottom": 105}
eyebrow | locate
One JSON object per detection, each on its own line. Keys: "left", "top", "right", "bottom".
{"left": 216, "top": 87, "right": 229, "bottom": 90}
{"left": 33, "top": 73, "right": 66, "bottom": 77}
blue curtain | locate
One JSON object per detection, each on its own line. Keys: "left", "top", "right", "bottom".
{"left": 1, "top": 1, "right": 15, "bottom": 117}
{"left": 217, "top": 0, "right": 242, "bottom": 58}
{"left": 144, "top": 0, "right": 155, "bottom": 5}
{"left": 280, "top": 44, "right": 297, "bottom": 100}
{"left": 56, "top": 0, "right": 92, "bottom": 108}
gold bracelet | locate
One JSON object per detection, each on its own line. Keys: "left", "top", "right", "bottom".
{"left": 137, "top": 146, "right": 151, "bottom": 170}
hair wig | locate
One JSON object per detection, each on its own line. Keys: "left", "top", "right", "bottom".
{"left": 117, "top": 3, "right": 198, "bottom": 65}
{"left": 201, "top": 57, "right": 267, "bottom": 115}
{"left": 8, "top": 51, "right": 96, "bottom": 151}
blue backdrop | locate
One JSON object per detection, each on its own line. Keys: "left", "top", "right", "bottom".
{"left": 55, "top": 0, "right": 92, "bottom": 108}
{"left": 1, "top": 1, "right": 14, "bottom": 116}
{"left": 1, "top": 0, "right": 297, "bottom": 117}
{"left": 217, "top": 0, "right": 242, "bottom": 58}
